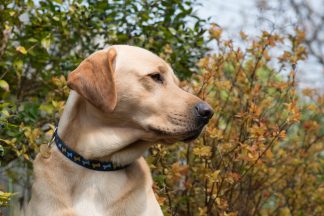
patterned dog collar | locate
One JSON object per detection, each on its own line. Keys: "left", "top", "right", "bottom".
{"left": 54, "top": 129, "right": 130, "bottom": 171}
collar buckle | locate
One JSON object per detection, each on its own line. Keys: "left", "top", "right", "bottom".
{"left": 47, "top": 127, "right": 57, "bottom": 147}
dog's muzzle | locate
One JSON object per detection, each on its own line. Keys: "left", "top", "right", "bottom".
{"left": 181, "top": 102, "right": 213, "bottom": 142}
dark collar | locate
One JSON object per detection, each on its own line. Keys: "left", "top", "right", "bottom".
{"left": 54, "top": 130, "right": 130, "bottom": 171}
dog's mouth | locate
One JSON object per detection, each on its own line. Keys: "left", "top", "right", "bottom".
{"left": 148, "top": 125, "right": 205, "bottom": 143}
{"left": 181, "top": 129, "right": 202, "bottom": 142}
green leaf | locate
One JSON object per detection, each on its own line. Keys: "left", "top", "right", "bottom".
{"left": 39, "top": 104, "right": 54, "bottom": 114}
{"left": 0, "top": 190, "right": 11, "bottom": 206}
{"left": 1, "top": 109, "right": 10, "bottom": 117}
{"left": 168, "top": 27, "right": 177, "bottom": 35}
{"left": 27, "top": 38, "right": 38, "bottom": 43}
{"left": 41, "top": 36, "right": 52, "bottom": 51}
{"left": 0, "top": 144, "right": 4, "bottom": 157}
{"left": 53, "top": 16, "right": 60, "bottom": 21}
{"left": 9, "top": 11, "right": 15, "bottom": 16}
{"left": 53, "top": 0, "right": 62, "bottom": 4}
{"left": 13, "top": 60, "right": 23, "bottom": 71}
{"left": 0, "top": 80, "right": 9, "bottom": 91}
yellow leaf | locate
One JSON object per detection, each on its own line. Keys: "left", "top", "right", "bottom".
{"left": 279, "top": 207, "right": 291, "bottom": 216}
{"left": 198, "top": 207, "right": 207, "bottom": 216}
{"left": 0, "top": 139, "right": 11, "bottom": 145}
{"left": 224, "top": 212, "right": 238, "bottom": 216}
{"left": 306, "top": 104, "right": 316, "bottom": 111}
{"left": 265, "top": 149, "right": 273, "bottom": 159}
{"left": 211, "top": 170, "right": 221, "bottom": 180}
{"left": 23, "top": 153, "right": 30, "bottom": 160}
{"left": 16, "top": 46, "right": 27, "bottom": 54}
{"left": 193, "top": 146, "right": 212, "bottom": 157}
{"left": 209, "top": 23, "right": 222, "bottom": 40}
{"left": 215, "top": 197, "right": 221, "bottom": 205}
{"left": 155, "top": 194, "right": 166, "bottom": 205}
{"left": 215, "top": 197, "right": 228, "bottom": 209}
{"left": 240, "top": 31, "right": 248, "bottom": 40}
{"left": 4, "top": 24, "right": 11, "bottom": 30}
{"left": 0, "top": 80, "right": 9, "bottom": 91}
{"left": 279, "top": 130, "right": 286, "bottom": 138}
{"left": 171, "top": 162, "right": 189, "bottom": 178}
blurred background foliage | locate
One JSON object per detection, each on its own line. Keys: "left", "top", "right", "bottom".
{"left": 0, "top": 0, "right": 323, "bottom": 215}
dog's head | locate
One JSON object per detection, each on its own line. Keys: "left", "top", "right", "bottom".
{"left": 67, "top": 45, "right": 213, "bottom": 144}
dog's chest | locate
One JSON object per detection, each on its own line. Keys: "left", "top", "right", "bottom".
{"left": 73, "top": 186, "right": 107, "bottom": 216}
{"left": 73, "top": 174, "right": 161, "bottom": 216}
{"left": 71, "top": 172, "right": 152, "bottom": 216}
{"left": 72, "top": 174, "right": 126, "bottom": 215}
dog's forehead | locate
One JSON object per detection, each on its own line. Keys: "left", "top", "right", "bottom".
{"left": 113, "top": 45, "right": 172, "bottom": 75}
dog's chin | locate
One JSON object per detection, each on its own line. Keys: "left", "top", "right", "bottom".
{"left": 181, "top": 130, "right": 202, "bottom": 142}
{"left": 148, "top": 125, "right": 204, "bottom": 144}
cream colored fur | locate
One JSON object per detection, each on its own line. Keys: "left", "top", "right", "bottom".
{"left": 25, "top": 45, "right": 210, "bottom": 216}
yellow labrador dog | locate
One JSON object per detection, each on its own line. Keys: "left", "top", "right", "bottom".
{"left": 26, "top": 45, "right": 213, "bottom": 216}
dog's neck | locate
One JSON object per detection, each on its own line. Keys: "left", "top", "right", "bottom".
{"left": 57, "top": 91, "right": 150, "bottom": 166}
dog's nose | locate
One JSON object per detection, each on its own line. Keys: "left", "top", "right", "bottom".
{"left": 195, "top": 102, "right": 214, "bottom": 120}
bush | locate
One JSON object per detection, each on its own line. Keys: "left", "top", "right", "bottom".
{"left": 149, "top": 29, "right": 324, "bottom": 215}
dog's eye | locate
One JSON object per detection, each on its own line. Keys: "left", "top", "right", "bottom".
{"left": 149, "top": 73, "right": 164, "bottom": 84}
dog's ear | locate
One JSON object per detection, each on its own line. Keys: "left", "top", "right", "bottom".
{"left": 67, "top": 48, "right": 117, "bottom": 113}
